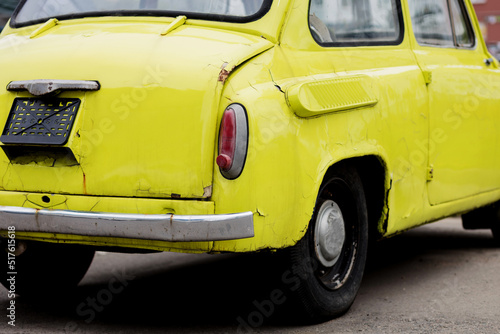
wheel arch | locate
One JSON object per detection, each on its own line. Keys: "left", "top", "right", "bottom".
{"left": 323, "top": 155, "right": 389, "bottom": 240}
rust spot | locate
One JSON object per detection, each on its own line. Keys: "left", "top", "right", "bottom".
{"left": 218, "top": 69, "right": 230, "bottom": 83}
{"left": 218, "top": 62, "right": 232, "bottom": 83}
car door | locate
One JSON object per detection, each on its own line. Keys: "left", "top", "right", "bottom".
{"left": 408, "top": 0, "right": 500, "bottom": 205}
{"left": 283, "top": 0, "right": 431, "bottom": 233}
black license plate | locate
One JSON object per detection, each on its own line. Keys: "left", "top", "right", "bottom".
{"left": 1, "top": 98, "right": 81, "bottom": 145}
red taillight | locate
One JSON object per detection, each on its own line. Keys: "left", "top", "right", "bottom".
{"left": 217, "top": 104, "right": 248, "bottom": 179}
{"left": 217, "top": 108, "right": 236, "bottom": 171}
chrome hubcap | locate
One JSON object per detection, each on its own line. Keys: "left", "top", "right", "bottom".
{"left": 314, "top": 200, "right": 346, "bottom": 267}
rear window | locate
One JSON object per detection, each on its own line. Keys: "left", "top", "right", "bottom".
{"left": 11, "top": 0, "right": 272, "bottom": 27}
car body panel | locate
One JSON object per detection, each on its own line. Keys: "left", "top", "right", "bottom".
{"left": 0, "top": 19, "right": 273, "bottom": 200}
{"left": 0, "top": 0, "right": 499, "bottom": 253}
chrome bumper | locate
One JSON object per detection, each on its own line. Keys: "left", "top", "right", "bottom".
{"left": 0, "top": 206, "right": 254, "bottom": 242}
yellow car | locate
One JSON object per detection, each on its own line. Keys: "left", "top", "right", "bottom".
{"left": 0, "top": 0, "right": 499, "bottom": 323}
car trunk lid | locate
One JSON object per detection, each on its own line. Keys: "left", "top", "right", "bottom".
{"left": 0, "top": 20, "right": 273, "bottom": 199}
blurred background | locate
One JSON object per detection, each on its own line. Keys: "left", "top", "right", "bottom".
{"left": 0, "top": 0, "right": 18, "bottom": 30}
{"left": 473, "top": 0, "right": 500, "bottom": 59}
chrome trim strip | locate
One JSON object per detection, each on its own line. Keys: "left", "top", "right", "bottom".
{"left": 0, "top": 206, "right": 254, "bottom": 242}
{"left": 7, "top": 80, "right": 100, "bottom": 96}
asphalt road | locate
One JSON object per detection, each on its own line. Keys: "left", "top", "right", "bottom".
{"left": 0, "top": 217, "right": 499, "bottom": 334}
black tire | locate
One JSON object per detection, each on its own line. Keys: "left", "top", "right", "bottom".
{"left": 286, "top": 166, "right": 369, "bottom": 323}
{"left": 492, "top": 226, "right": 500, "bottom": 245}
{"left": 0, "top": 240, "right": 95, "bottom": 297}
{"left": 462, "top": 203, "right": 500, "bottom": 246}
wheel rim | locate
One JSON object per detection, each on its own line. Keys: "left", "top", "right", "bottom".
{"left": 313, "top": 179, "right": 360, "bottom": 291}
{"left": 314, "top": 200, "right": 346, "bottom": 267}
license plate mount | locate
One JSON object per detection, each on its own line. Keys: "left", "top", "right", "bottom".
{"left": 1, "top": 98, "right": 81, "bottom": 145}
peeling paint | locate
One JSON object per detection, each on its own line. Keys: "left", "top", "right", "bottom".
{"left": 218, "top": 62, "right": 232, "bottom": 83}
{"left": 380, "top": 178, "right": 393, "bottom": 236}
{"left": 203, "top": 185, "right": 213, "bottom": 198}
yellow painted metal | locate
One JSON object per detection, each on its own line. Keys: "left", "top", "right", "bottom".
{"left": 286, "top": 75, "right": 378, "bottom": 118}
{"left": 0, "top": 0, "right": 499, "bottom": 254}
{"left": 0, "top": 190, "right": 214, "bottom": 252}
{"left": 417, "top": 46, "right": 500, "bottom": 205}
{"left": 0, "top": 18, "right": 273, "bottom": 200}
{"left": 160, "top": 15, "right": 186, "bottom": 36}
{"left": 29, "top": 18, "right": 59, "bottom": 39}
{"left": 404, "top": 0, "right": 500, "bottom": 206}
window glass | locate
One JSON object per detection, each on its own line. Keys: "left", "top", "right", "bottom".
{"left": 408, "top": 0, "right": 474, "bottom": 48}
{"left": 309, "top": 0, "right": 402, "bottom": 45}
{"left": 408, "top": 0, "right": 454, "bottom": 46}
{"left": 450, "top": 0, "right": 474, "bottom": 47}
{"left": 13, "top": 0, "right": 268, "bottom": 26}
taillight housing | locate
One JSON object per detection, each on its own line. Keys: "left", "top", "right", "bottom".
{"left": 217, "top": 104, "right": 248, "bottom": 179}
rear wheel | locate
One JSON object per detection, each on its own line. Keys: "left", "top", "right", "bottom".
{"left": 0, "top": 240, "right": 95, "bottom": 297}
{"left": 287, "top": 166, "right": 369, "bottom": 323}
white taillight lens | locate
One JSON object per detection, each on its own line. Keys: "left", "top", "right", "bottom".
{"left": 217, "top": 104, "right": 248, "bottom": 179}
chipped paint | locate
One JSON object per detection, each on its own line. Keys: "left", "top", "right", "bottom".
{"left": 218, "top": 62, "right": 232, "bottom": 83}
{"left": 203, "top": 185, "right": 213, "bottom": 198}
{"left": 256, "top": 208, "right": 267, "bottom": 217}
